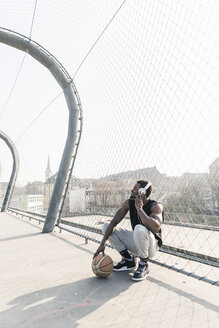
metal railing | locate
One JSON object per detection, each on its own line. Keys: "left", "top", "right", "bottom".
{"left": 7, "top": 207, "right": 219, "bottom": 286}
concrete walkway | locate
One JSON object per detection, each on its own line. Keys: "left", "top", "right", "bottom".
{"left": 0, "top": 212, "right": 218, "bottom": 328}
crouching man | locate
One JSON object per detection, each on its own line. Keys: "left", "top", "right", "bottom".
{"left": 93, "top": 180, "right": 164, "bottom": 281}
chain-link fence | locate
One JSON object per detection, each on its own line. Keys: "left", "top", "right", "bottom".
{"left": 1, "top": 0, "right": 218, "bottom": 283}
{"left": 59, "top": 0, "right": 219, "bottom": 284}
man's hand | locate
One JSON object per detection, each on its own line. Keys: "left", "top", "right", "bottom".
{"left": 134, "top": 194, "right": 143, "bottom": 211}
{"left": 93, "top": 243, "right": 105, "bottom": 259}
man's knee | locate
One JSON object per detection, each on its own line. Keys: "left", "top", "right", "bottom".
{"left": 102, "top": 221, "right": 110, "bottom": 234}
{"left": 134, "top": 224, "right": 150, "bottom": 238}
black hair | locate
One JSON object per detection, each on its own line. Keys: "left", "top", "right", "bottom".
{"left": 137, "top": 180, "right": 152, "bottom": 197}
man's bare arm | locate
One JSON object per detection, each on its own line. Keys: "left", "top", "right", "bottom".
{"left": 135, "top": 196, "right": 163, "bottom": 234}
{"left": 93, "top": 199, "right": 129, "bottom": 257}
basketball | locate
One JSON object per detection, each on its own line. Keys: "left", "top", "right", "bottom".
{"left": 92, "top": 253, "right": 114, "bottom": 278}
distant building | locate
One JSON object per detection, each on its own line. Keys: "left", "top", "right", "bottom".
{"left": 85, "top": 186, "right": 95, "bottom": 213}
{"left": 25, "top": 181, "right": 44, "bottom": 194}
{"left": 103, "top": 166, "right": 165, "bottom": 184}
{"left": 68, "top": 186, "right": 96, "bottom": 214}
{"left": 45, "top": 156, "right": 52, "bottom": 181}
{"left": 0, "top": 182, "right": 8, "bottom": 197}
{"left": 69, "top": 188, "right": 86, "bottom": 214}
{"left": 42, "top": 162, "right": 219, "bottom": 216}
{"left": 209, "top": 158, "right": 219, "bottom": 209}
{"left": 180, "top": 172, "right": 209, "bottom": 185}
{"left": 43, "top": 173, "right": 83, "bottom": 215}
{"left": 9, "top": 194, "right": 44, "bottom": 213}
{"left": 44, "top": 173, "right": 57, "bottom": 211}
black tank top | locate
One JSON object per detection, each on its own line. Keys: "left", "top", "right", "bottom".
{"left": 129, "top": 198, "right": 163, "bottom": 246}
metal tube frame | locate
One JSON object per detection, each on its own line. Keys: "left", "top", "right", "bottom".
{"left": 0, "top": 130, "right": 19, "bottom": 212}
{"left": 0, "top": 27, "right": 82, "bottom": 232}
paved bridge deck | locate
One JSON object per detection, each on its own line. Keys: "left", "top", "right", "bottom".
{"left": 0, "top": 212, "right": 218, "bottom": 328}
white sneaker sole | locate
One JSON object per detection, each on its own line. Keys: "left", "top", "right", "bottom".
{"left": 113, "top": 266, "right": 136, "bottom": 272}
{"left": 132, "top": 272, "right": 149, "bottom": 281}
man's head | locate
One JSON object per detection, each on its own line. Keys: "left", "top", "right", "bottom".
{"left": 131, "top": 180, "right": 152, "bottom": 198}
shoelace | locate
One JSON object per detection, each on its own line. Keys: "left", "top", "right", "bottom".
{"left": 136, "top": 264, "right": 146, "bottom": 273}
{"left": 118, "top": 259, "right": 126, "bottom": 264}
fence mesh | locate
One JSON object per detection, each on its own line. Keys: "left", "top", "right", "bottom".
{"left": 0, "top": 0, "right": 218, "bottom": 283}
{"left": 60, "top": 0, "right": 219, "bottom": 283}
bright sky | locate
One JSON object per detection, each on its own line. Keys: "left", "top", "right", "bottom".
{"left": 0, "top": 0, "right": 218, "bottom": 185}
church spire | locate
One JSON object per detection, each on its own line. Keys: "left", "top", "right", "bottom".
{"left": 45, "top": 156, "right": 52, "bottom": 181}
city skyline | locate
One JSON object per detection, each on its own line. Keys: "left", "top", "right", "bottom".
{"left": 1, "top": 156, "right": 218, "bottom": 187}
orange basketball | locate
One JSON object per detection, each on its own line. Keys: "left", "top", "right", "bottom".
{"left": 92, "top": 253, "right": 114, "bottom": 278}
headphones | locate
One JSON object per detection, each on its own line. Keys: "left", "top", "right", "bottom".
{"left": 138, "top": 182, "right": 152, "bottom": 195}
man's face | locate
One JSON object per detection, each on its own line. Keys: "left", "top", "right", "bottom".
{"left": 131, "top": 183, "right": 141, "bottom": 198}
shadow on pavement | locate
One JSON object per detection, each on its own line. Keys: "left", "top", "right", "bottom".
{"left": 1, "top": 272, "right": 133, "bottom": 328}
{"left": 0, "top": 232, "right": 41, "bottom": 243}
{"left": 148, "top": 276, "right": 219, "bottom": 313}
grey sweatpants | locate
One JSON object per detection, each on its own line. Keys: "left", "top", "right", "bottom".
{"left": 102, "top": 222, "right": 159, "bottom": 259}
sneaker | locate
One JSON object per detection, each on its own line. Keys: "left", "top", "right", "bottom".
{"left": 132, "top": 263, "right": 149, "bottom": 281}
{"left": 113, "top": 257, "right": 136, "bottom": 271}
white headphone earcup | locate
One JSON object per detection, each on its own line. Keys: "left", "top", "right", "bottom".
{"left": 138, "top": 188, "right": 146, "bottom": 195}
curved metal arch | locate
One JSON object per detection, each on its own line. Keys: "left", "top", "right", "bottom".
{"left": 0, "top": 130, "right": 19, "bottom": 212}
{"left": 0, "top": 27, "right": 83, "bottom": 232}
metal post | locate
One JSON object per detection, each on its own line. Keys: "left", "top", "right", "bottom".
{"left": 0, "top": 130, "right": 19, "bottom": 212}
